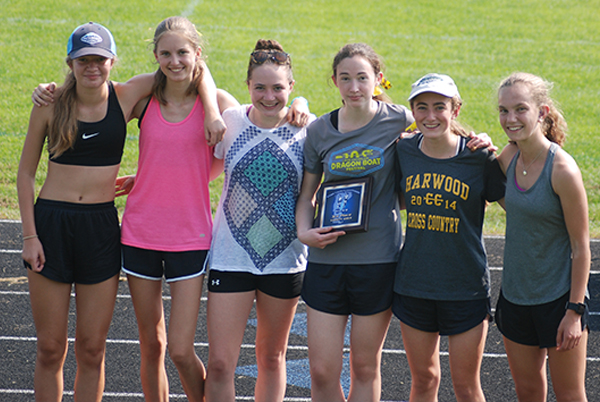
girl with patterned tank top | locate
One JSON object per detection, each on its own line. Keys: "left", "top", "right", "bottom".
{"left": 204, "top": 39, "right": 314, "bottom": 402}
{"left": 495, "top": 72, "right": 590, "bottom": 402}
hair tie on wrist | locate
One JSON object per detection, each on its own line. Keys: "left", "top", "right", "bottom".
{"left": 23, "top": 234, "right": 38, "bottom": 241}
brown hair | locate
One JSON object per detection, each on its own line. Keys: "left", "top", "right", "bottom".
{"left": 246, "top": 39, "right": 293, "bottom": 83}
{"left": 152, "top": 16, "right": 205, "bottom": 105}
{"left": 332, "top": 43, "right": 391, "bottom": 103}
{"left": 498, "top": 72, "right": 567, "bottom": 146}
{"left": 47, "top": 59, "right": 79, "bottom": 158}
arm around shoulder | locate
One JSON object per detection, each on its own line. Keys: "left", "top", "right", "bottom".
{"left": 113, "top": 73, "right": 156, "bottom": 121}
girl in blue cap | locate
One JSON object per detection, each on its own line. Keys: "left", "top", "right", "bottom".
{"left": 19, "top": 21, "right": 224, "bottom": 401}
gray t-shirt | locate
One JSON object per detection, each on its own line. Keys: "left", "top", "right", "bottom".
{"left": 394, "top": 133, "right": 506, "bottom": 301}
{"left": 303, "top": 102, "right": 414, "bottom": 264}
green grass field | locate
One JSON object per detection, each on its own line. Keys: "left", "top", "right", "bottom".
{"left": 1, "top": 0, "right": 599, "bottom": 236}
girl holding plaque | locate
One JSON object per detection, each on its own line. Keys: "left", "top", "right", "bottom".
{"left": 393, "top": 73, "right": 505, "bottom": 402}
{"left": 296, "top": 43, "right": 414, "bottom": 402}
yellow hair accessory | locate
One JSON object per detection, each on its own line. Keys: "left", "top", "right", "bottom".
{"left": 381, "top": 77, "right": 392, "bottom": 90}
{"left": 373, "top": 86, "right": 383, "bottom": 96}
{"left": 196, "top": 29, "right": 203, "bottom": 37}
{"left": 405, "top": 121, "right": 418, "bottom": 133}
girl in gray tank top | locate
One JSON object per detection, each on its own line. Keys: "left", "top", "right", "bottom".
{"left": 496, "top": 72, "right": 590, "bottom": 402}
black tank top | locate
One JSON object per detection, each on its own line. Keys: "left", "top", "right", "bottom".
{"left": 50, "top": 82, "right": 127, "bottom": 166}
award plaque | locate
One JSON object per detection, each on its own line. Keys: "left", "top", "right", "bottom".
{"left": 314, "top": 176, "right": 372, "bottom": 233}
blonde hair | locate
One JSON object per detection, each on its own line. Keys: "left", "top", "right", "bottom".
{"left": 48, "top": 60, "right": 78, "bottom": 158}
{"left": 152, "top": 16, "right": 205, "bottom": 105}
{"left": 498, "top": 72, "right": 567, "bottom": 146}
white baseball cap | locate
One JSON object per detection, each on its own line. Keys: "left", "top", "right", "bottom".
{"left": 408, "top": 73, "right": 460, "bottom": 101}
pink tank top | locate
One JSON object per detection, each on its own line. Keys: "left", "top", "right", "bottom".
{"left": 121, "top": 96, "right": 213, "bottom": 251}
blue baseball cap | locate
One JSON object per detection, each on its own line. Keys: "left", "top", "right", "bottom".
{"left": 67, "top": 22, "right": 117, "bottom": 59}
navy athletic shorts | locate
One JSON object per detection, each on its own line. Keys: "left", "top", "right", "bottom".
{"left": 207, "top": 269, "right": 304, "bottom": 299}
{"left": 301, "top": 262, "right": 396, "bottom": 316}
{"left": 495, "top": 290, "right": 589, "bottom": 348}
{"left": 24, "top": 198, "right": 121, "bottom": 284}
{"left": 122, "top": 245, "right": 208, "bottom": 282}
{"left": 393, "top": 293, "right": 491, "bottom": 336}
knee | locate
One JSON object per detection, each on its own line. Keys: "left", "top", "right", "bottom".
{"left": 36, "top": 338, "right": 67, "bottom": 368}
{"left": 207, "top": 356, "right": 236, "bottom": 381}
{"left": 554, "top": 388, "right": 587, "bottom": 402}
{"left": 74, "top": 337, "right": 106, "bottom": 368}
{"left": 256, "top": 349, "right": 285, "bottom": 373}
{"left": 140, "top": 335, "right": 166, "bottom": 363}
{"left": 411, "top": 367, "right": 440, "bottom": 394}
{"left": 167, "top": 342, "right": 195, "bottom": 368}
{"left": 453, "top": 384, "right": 483, "bottom": 402}
{"left": 310, "top": 360, "right": 341, "bottom": 388}
{"left": 350, "top": 355, "right": 379, "bottom": 384}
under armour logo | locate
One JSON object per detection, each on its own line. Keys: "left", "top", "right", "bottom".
{"left": 211, "top": 279, "right": 220, "bottom": 286}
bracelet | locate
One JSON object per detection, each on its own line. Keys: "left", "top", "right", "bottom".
{"left": 23, "top": 234, "right": 38, "bottom": 241}
{"left": 291, "top": 96, "right": 309, "bottom": 107}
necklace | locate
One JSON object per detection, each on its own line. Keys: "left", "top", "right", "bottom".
{"left": 520, "top": 146, "right": 546, "bottom": 176}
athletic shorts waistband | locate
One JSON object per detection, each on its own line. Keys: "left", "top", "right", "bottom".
{"left": 36, "top": 198, "right": 115, "bottom": 211}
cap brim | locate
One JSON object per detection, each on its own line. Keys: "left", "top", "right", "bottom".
{"left": 69, "top": 47, "right": 115, "bottom": 59}
{"left": 408, "top": 87, "right": 458, "bottom": 101}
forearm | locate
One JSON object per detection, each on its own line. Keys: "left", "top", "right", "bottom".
{"left": 198, "top": 63, "right": 219, "bottom": 119}
{"left": 295, "top": 197, "right": 316, "bottom": 235}
{"left": 17, "top": 175, "right": 37, "bottom": 237}
{"left": 569, "top": 241, "right": 591, "bottom": 303}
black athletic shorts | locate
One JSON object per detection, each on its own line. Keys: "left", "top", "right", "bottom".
{"left": 207, "top": 269, "right": 304, "bottom": 299}
{"left": 301, "top": 262, "right": 396, "bottom": 316}
{"left": 393, "top": 293, "right": 491, "bottom": 336}
{"left": 24, "top": 198, "right": 121, "bottom": 284}
{"left": 495, "top": 290, "right": 589, "bottom": 348}
{"left": 122, "top": 245, "right": 208, "bottom": 282}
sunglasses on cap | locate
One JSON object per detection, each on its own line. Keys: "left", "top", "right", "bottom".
{"left": 250, "top": 50, "right": 290, "bottom": 64}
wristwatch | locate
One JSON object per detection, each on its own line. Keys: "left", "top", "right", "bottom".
{"left": 565, "top": 301, "right": 586, "bottom": 315}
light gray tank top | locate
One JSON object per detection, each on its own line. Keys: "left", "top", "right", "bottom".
{"left": 502, "top": 143, "right": 572, "bottom": 305}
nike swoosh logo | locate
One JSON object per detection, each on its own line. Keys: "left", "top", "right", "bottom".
{"left": 82, "top": 132, "right": 100, "bottom": 140}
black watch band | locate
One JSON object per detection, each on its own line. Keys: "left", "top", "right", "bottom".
{"left": 565, "top": 301, "right": 586, "bottom": 315}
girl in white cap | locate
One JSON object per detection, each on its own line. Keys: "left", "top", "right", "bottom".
{"left": 20, "top": 21, "right": 224, "bottom": 402}
{"left": 393, "top": 73, "right": 505, "bottom": 402}
{"left": 495, "top": 72, "right": 589, "bottom": 402}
